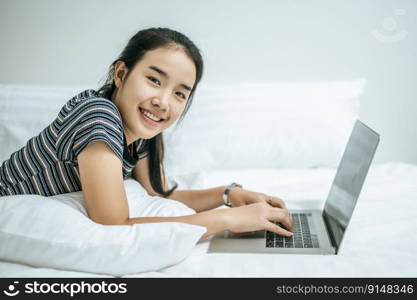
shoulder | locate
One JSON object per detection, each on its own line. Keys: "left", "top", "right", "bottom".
{"left": 56, "top": 90, "right": 125, "bottom": 160}
{"left": 59, "top": 89, "right": 121, "bottom": 124}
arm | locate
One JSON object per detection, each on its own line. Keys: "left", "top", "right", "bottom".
{"left": 124, "top": 209, "right": 228, "bottom": 240}
{"left": 132, "top": 155, "right": 228, "bottom": 212}
{"left": 77, "top": 141, "right": 228, "bottom": 239}
{"left": 167, "top": 187, "right": 228, "bottom": 212}
{"left": 78, "top": 141, "right": 293, "bottom": 240}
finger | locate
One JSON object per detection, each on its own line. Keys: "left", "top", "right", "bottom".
{"left": 284, "top": 210, "right": 293, "bottom": 231}
{"left": 265, "top": 221, "right": 293, "bottom": 237}
{"left": 268, "top": 197, "right": 288, "bottom": 211}
{"left": 270, "top": 208, "right": 293, "bottom": 231}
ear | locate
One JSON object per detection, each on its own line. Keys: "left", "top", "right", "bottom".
{"left": 114, "top": 61, "right": 128, "bottom": 88}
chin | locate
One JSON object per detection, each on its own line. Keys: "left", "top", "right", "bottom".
{"left": 140, "top": 131, "right": 160, "bottom": 139}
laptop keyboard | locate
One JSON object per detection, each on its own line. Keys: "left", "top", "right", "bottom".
{"left": 266, "top": 213, "right": 320, "bottom": 248}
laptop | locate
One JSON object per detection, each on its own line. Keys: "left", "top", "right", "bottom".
{"left": 208, "top": 120, "right": 380, "bottom": 255}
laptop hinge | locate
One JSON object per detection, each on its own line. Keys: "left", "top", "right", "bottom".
{"left": 322, "top": 211, "right": 339, "bottom": 254}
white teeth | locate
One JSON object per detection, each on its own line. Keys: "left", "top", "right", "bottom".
{"left": 141, "top": 109, "right": 161, "bottom": 122}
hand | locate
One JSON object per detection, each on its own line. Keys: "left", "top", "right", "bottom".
{"left": 223, "top": 202, "right": 293, "bottom": 237}
{"left": 228, "top": 187, "right": 292, "bottom": 230}
{"left": 229, "top": 187, "right": 288, "bottom": 210}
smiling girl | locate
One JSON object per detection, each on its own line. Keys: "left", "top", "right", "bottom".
{"left": 0, "top": 27, "right": 292, "bottom": 239}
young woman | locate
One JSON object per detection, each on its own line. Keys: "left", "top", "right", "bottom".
{"left": 0, "top": 27, "right": 292, "bottom": 240}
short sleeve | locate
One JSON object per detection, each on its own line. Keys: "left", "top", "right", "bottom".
{"left": 135, "top": 138, "right": 150, "bottom": 160}
{"left": 58, "top": 96, "right": 125, "bottom": 161}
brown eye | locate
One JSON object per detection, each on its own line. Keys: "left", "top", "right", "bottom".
{"left": 176, "top": 92, "right": 186, "bottom": 100}
{"left": 147, "top": 76, "right": 161, "bottom": 85}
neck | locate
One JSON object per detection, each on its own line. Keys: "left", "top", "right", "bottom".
{"left": 124, "top": 128, "right": 135, "bottom": 146}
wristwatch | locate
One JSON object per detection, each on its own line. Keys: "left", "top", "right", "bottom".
{"left": 222, "top": 182, "right": 243, "bottom": 207}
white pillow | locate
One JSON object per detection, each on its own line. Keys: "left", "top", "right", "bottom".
{"left": 0, "top": 179, "right": 206, "bottom": 277}
{"left": 0, "top": 81, "right": 365, "bottom": 172}
{"left": 163, "top": 79, "right": 366, "bottom": 173}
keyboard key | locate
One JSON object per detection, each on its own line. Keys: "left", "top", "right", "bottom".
{"left": 265, "top": 213, "right": 320, "bottom": 249}
{"left": 275, "top": 241, "right": 284, "bottom": 248}
{"left": 266, "top": 240, "right": 274, "bottom": 248}
{"left": 312, "top": 235, "right": 320, "bottom": 248}
{"left": 294, "top": 242, "right": 304, "bottom": 248}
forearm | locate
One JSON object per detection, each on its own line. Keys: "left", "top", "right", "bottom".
{"left": 124, "top": 208, "right": 228, "bottom": 240}
{"left": 166, "top": 186, "right": 228, "bottom": 212}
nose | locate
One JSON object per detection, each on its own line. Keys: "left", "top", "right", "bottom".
{"left": 151, "top": 91, "right": 170, "bottom": 111}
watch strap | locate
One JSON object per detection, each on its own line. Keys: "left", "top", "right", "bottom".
{"left": 222, "top": 182, "right": 242, "bottom": 207}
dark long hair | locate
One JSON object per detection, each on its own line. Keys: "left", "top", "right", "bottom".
{"left": 96, "top": 27, "right": 204, "bottom": 197}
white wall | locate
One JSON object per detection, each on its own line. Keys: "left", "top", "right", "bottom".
{"left": 1, "top": 0, "right": 416, "bottom": 164}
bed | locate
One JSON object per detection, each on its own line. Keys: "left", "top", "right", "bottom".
{"left": 1, "top": 81, "right": 416, "bottom": 278}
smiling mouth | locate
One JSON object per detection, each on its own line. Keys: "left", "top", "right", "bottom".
{"left": 139, "top": 108, "right": 165, "bottom": 123}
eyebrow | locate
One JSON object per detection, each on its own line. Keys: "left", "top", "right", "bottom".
{"left": 148, "top": 65, "right": 193, "bottom": 91}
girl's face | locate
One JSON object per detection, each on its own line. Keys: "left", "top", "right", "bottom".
{"left": 112, "top": 46, "right": 196, "bottom": 144}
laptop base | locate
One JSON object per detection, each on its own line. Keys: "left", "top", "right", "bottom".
{"left": 208, "top": 210, "right": 335, "bottom": 255}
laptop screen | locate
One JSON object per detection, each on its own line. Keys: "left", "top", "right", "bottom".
{"left": 323, "top": 120, "right": 380, "bottom": 253}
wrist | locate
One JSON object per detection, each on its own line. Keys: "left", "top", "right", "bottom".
{"left": 216, "top": 208, "right": 232, "bottom": 231}
{"left": 222, "top": 182, "right": 243, "bottom": 207}
{"left": 200, "top": 208, "right": 231, "bottom": 239}
{"left": 219, "top": 185, "right": 228, "bottom": 207}
{"left": 228, "top": 186, "right": 243, "bottom": 206}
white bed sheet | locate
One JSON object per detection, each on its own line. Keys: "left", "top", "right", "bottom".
{"left": 0, "top": 261, "right": 110, "bottom": 278}
{"left": 1, "top": 162, "right": 416, "bottom": 278}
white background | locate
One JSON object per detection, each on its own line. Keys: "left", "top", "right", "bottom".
{"left": 0, "top": 0, "right": 416, "bottom": 164}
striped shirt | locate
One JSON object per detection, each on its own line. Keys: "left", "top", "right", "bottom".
{"left": 0, "top": 89, "right": 149, "bottom": 196}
